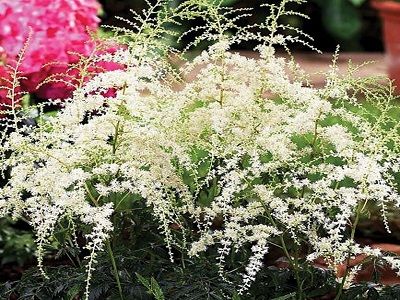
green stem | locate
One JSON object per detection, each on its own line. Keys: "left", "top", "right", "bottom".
{"left": 218, "top": 58, "right": 226, "bottom": 106}
{"left": 310, "top": 112, "right": 322, "bottom": 160}
{"left": 280, "top": 235, "right": 304, "bottom": 300}
{"left": 334, "top": 202, "right": 363, "bottom": 300}
{"left": 112, "top": 121, "right": 121, "bottom": 155}
{"left": 266, "top": 210, "right": 304, "bottom": 300}
{"left": 106, "top": 240, "right": 124, "bottom": 300}
{"left": 294, "top": 245, "right": 305, "bottom": 299}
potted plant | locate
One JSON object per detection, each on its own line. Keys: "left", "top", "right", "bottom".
{"left": 372, "top": 0, "right": 400, "bottom": 91}
{"left": 1, "top": 1, "right": 400, "bottom": 299}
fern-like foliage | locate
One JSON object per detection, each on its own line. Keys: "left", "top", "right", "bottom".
{"left": 0, "top": 33, "right": 29, "bottom": 122}
{"left": 256, "top": 0, "right": 319, "bottom": 52}
{"left": 177, "top": 0, "right": 253, "bottom": 50}
{"left": 38, "top": 38, "right": 120, "bottom": 92}
{"left": 103, "top": 0, "right": 196, "bottom": 78}
{"left": 0, "top": 32, "right": 34, "bottom": 183}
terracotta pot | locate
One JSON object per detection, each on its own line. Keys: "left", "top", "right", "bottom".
{"left": 335, "top": 243, "right": 400, "bottom": 284}
{"left": 372, "top": 1, "right": 400, "bottom": 92}
{"left": 269, "top": 242, "right": 400, "bottom": 288}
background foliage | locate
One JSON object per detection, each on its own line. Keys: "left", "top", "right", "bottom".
{"left": 99, "top": 0, "right": 383, "bottom": 52}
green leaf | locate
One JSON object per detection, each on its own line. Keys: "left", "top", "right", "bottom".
{"left": 136, "top": 273, "right": 165, "bottom": 300}
{"left": 198, "top": 159, "right": 211, "bottom": 178}
{"left": 232, "top": 292, "right": 241, "bottom": 300}
{"left": 150, "top": 277, "right": 165, "bottom": 300}
{"left": 136, "top": 272, "right": 151, "bottom": 291}
{"left": 199, "top": 190, "right": 212, "bottom": 207}
{"left": 67, "top": 284, "right": 82, "bottom": 300}
{"left": 271, "top": 292, "right": 297, "bottom": 300}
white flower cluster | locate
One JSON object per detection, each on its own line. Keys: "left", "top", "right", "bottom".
{"left": 1, "top": 1, "right": 400, "bottom": 297}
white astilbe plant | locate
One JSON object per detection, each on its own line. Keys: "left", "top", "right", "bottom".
{"left": 0, "top": 57, "right": 193, "bottom": 297}
{"left": 1, "top": 0, "right": 400, "bottom": 298}
{"left": 176, "top": 44, "right": 400, "bottom": 294}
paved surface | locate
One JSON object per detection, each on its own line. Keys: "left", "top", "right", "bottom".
{"left": 292, "top": 52, "right": 386, "bottom": 86}
{"left": 182, "top": 52, "right": 387, "bottom": 88}
{"left": 246, "top": 51, "right": 387, "bottom": 87}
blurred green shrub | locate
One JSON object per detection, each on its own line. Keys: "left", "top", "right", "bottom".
{"left": 315, "top": 0, "right": 365, "bottom": 40}
{"left": 0, "top": 218, "right": 35, "bottom": 267}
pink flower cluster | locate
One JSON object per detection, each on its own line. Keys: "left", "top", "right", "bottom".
{"left": 0, "top": 0, "right": 121, "bottom": 113}
{"left": 0, "top": 0, "right": 100, "bottom": 72}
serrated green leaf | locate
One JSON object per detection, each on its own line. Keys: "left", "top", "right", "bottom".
{"left": 136, "top": 272, "right": 151, "bottom": 290}
{"left": 271, "top": 292, "right": 297, "bottom": 300}
{"left": 67, "top": 284, "right": 82, "bottom": 300}
{"left": 150, "top": 277, "right": 165, "bottom": 300}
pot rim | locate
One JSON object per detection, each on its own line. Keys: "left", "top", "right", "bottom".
{"left": 372, "top": 0, "right": 400, "bottom": 14}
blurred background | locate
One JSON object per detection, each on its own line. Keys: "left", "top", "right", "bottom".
{"left": 99, "top": 0, "right": 383, "bottom": 52}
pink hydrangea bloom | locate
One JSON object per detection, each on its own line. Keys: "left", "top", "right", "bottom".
{"left": 0, "top": 0, "right": 104, "bottom": 100}
{"left": 28, "top": 43, "right": 125, "bottom": 100}
{"left": 0, "top": 0, "right": 100, "bottom": 72}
